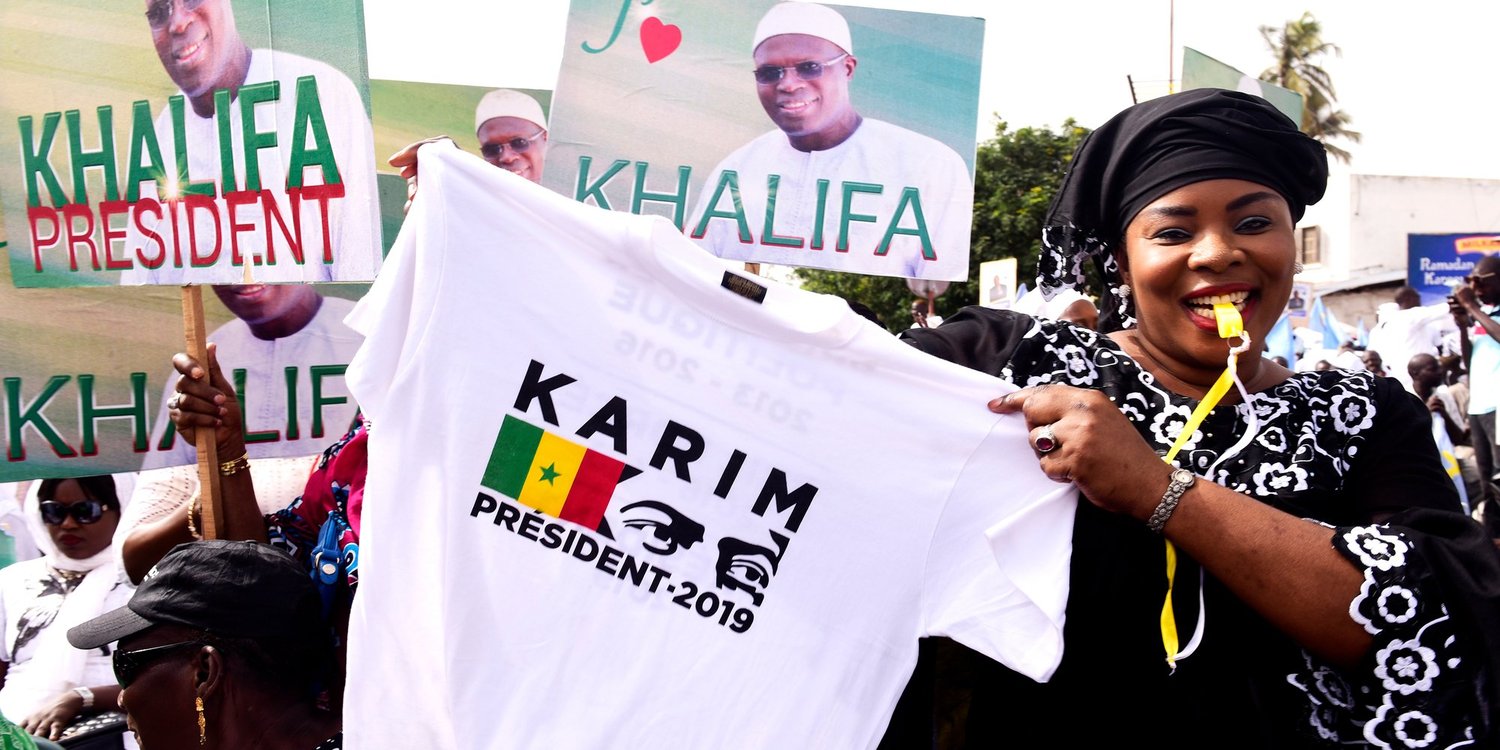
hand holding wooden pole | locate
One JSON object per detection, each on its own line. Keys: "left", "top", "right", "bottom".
{"left": 181, "top": 285, "right": 225, "bottom": 539}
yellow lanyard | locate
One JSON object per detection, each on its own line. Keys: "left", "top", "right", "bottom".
{"left": 1158, "top": 302, "right": 1243, "bottom": 671}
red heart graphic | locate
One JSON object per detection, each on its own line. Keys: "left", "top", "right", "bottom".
{"left": 639, "top": 16, "right": 681, "bottom": 63}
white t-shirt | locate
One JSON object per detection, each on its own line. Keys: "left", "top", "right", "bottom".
{"left": 1468, "top": 305, "right": 1500, "bottom": 416}
{"left": 688, "top": 119, "right": 973, "bottom": 281}
{"left": 122, "top": 49, "right": 380, "bottom": 285}
{"left": 342, "top": 143, "right": 1074, "bottom": 750}
{"left": 1367, "top": 302, "right": 1457, "bottom": 389}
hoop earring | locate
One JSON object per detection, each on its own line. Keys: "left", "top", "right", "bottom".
{"left": 196, "top": 696, "right": 207, "bottom": 746}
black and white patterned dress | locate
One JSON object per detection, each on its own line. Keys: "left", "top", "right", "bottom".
{"left": 902, "top": 308, "right": 1499, "bottom": 749}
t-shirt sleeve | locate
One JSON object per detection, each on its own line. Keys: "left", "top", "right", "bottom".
{"left": 920, "top": 414, "right": 1077, "bottom": 682}
{"left": 343, "top": 141, "right": 455, "bottom": 422}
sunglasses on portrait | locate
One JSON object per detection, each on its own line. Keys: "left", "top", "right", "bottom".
{"left": 38, "top": 499, "right": 116, "bottom": 526}
{"left": 113, "top": 641, "right": 204, "bottom": 688}
{"left": 752, "top": 53, "right": 850, "bottom": 85}
{"left": 144, "top": 0, "right": 209, "bottom": 29}
{"left": 480, "top": 129, "right": 546, "bottom": 160}
{"left": 1465, "top": 271, "right": 1496, "bottom": 283}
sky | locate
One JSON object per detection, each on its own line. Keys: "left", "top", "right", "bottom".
{"left": 365, "top": 0, "right": 1500, "bottom": 181}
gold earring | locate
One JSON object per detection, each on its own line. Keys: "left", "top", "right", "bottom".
{"left": 196, "top": 696, "right": 207, "bottom": 746}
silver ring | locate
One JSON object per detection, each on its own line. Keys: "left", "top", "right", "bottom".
{"left": 168, "top": 394, "right": 181, "bottom": 410}
{"left": 1034, "top": 424, "right": 1058, "bottom": 454}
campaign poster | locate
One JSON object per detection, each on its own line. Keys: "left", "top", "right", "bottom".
{"left": 369, "top": 80, "right": 553, "bottom": 249}
{"left": 0, "top": 0, "right": 382, "bottom": 287}
{"left": 1181, "top": 47, "right": 1302, "bottom": 127}
{"left": 0, "top": 227, "right": 366, "bottom": 483}
{"left": 0, "top": 74, "right": 560, "bottom": 482}
{"left": 1409, "top": 233, "right": 1500, "bottom": 305}
{"left": 1287, "top": 282, "right": 1312, "bottom": 319}
{"left": 546, "top": 0, "right": 983, "bottom": 281}
{"left": 978, "top": 258, "right": 1016, "bottom": 308}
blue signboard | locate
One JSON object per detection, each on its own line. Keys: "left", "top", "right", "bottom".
{"left": 1408, "top": 233, "right": 1500, "bottom": 305}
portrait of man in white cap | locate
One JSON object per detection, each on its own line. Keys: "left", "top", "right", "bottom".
{"left": 475, "top": 88, "right": 550, "bottom": 184}
{"left": 122, "top": 0, "right": 380, "bottom": 285}
{"left": 687, "top": 1, "right": 973, "bottom": 280}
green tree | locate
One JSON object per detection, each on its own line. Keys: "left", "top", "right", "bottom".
{"left": 1259, "top": 11, "right": 1362, "bottom": 163}
{"left": 795, "top": 119, "right": 1089, "bottom": 330}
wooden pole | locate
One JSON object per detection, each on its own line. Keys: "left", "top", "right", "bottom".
{"left": 181, "top": 285, "right": 225, "bottom": 539}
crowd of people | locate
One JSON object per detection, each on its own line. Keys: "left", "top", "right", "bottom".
{"left": 1264, "top": 268, "right": 1500, "bottom": 528}
{"left": 3, "top": 3, "right": 1499, "bottom": 749}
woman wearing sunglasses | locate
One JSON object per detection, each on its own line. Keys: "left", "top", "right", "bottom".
{"left": 0, "top": 475, "right": 133, "bottom": 748}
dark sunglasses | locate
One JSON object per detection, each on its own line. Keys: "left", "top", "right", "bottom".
{"left": 479, "top": 129, "right": 546, "bottom": 160}
{"left": 145, "top": 0, "right": 209, "bottom": 29}
{"left": 753, "top": 53, "right": 849, "bottom": 85}
{"left": 113, "top": 640, "right": 204, "bottom": 688}
{"left": 38, "top": 499, "right": 116, "bottom": 526}
{"left": 1465, "top": 271, "right": 1496, "bottom": 283}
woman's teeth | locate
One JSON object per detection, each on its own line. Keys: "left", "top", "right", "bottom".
{"left": 1186, "top": 291, "right": 1249, "bottom": 314}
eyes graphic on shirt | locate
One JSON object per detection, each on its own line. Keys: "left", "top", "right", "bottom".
{"left": 619, "top": 500, "right": 706, "bottom": 555}
{"left": 714, "top": 531, "right": 790, "bottom": 606}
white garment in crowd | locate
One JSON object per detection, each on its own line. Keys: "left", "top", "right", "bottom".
{"left": 0, "top": 476, "right": 134, "bottom": 734}
{"left": 0, "top": 484, "right": 41, "bottom": 564}
{"left": 122, "top": 49, "right": 381, "bottom": 285}
{"left": 343, "top": 143, "right": 1074, "bottom": 749}
{"left": 1469, "top": 305, "right": 1500, "bottom": 418}
{"left": 1012, "top": 287, "right": 1093, "bottom": 321}
{"left": 689, "top": 119, "right": 973, "bottom": 281}
{"left": 1367, "top": 302, "right": 1458, "bottom": 390}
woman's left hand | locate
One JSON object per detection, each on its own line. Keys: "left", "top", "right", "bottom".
{"left": 991, "top": 384, "right": 1172, "bottom": 520}
{"left": 388, "top": 136, "right": 454, "bottom": 214}
{"left": 20, "top": 689, "right": 84, "bottom": 740}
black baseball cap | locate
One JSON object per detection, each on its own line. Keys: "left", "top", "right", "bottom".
{"left": 69, "top": 540, "right": 322, "bottom": 650}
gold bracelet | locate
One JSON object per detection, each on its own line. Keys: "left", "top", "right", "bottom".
{"left": 218, "top": 453, "right": 250, "bottom": 476}
{"left": 185, "top": 494, "right": 202, "bottom": 540}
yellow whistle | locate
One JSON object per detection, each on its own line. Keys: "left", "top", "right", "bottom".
{"left": 1213, "top": 302, "right": 1243, "bottom": 340}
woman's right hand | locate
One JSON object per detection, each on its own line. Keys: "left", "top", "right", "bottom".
{"left": 169, "top": 342, "right": 244, "bottom": 454}
{"left": 20, "top": 689, "right": 84, "bottom": 741}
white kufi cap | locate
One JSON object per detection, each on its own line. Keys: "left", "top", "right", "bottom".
{"left": 752, "top": 2, "right": 853, "bottom": 56}
{"left": 474, "top": 89, "right": 547, "bottom": 134}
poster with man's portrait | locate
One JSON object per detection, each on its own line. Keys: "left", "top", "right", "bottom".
{"left": 369, "top": 80, "right": 554, "bottom": 250}
{"left": 979, "top": 258, "right": 1016, "bottom": 308}
{"left": 545, "top": 0, "right": 983, "bottom": 282}
{"left": 0, "top": 0, "right": 381, "bottom": 287}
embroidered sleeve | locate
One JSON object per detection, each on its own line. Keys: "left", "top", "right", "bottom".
{"left": 1290, "top": 524, "right": 1479, "bottom": 747}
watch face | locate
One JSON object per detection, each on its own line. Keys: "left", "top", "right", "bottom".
{"left": 1171, "top": 468, "right": 1194, "bottom": 485}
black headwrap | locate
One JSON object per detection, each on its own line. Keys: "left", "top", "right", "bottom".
{"left": 1038, "top": 88, "right": 1329, "bottom": 331}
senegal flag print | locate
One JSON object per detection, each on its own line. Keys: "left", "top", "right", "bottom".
{"left": 482, "top": 415, "right": 629, "bottom": 531}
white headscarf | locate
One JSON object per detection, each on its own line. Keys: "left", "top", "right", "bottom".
{"left": 0, "top": 474, "right": 133, "bottom": 722}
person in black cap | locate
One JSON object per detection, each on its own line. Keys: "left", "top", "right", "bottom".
{"left": 901, "top": 89, "right": 1500, "bottom": 746}
{"left": 68, "top": 541, "right": 339, "bottom": 750}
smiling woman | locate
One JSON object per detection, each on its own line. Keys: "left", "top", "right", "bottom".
{"left": 901, "top": 89, "right": 1500, "bottom": 747}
